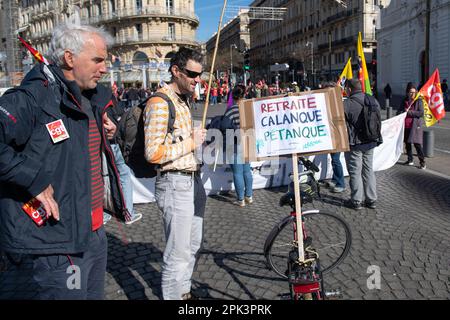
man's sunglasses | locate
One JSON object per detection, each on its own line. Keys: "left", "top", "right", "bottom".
{"left": 181, "top": 68, "right": 203, "bottom": 79}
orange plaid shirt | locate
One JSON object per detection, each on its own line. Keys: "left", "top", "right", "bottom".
{"left": 143, "top": 84, "right": 198, "bottom": 172}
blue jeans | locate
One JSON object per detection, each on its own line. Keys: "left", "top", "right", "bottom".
{"left": 230, "top": 163, "right": 253, "bottom": 201}
{"left": 211, "top": 96, "right": 217, "bottom": 105}
{"left": 105, "top": 144, "right": 134, "bottom": 219}
{"left": 331, "top": 152, "right": 345, "bottom": 188}
{"left": 155, "top": 173, "right": 204, "bottom": 300}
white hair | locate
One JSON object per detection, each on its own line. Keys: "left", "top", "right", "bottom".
{"left": 48, "top": 23, "right": 114, "bottom": 67}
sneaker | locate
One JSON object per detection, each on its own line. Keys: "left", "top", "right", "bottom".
{"left": 330, "top": 186, "right": 346, "bottom": 194}
{"left": 343, "top": 199, "right": 363, "bottom": 210}
{"left": 233, "top": 200, "right": 246, "bottom": 207}
{"left": 244, "top": 196, "right": 253, "bottom": 204}
{"left": 125, "top": 213, "right": 142, "bottom": 225}
{"left": 181, "top": 291, "right": 199, "bottom": 300}
{"left": 419, "top": 163, "right": 427, "bottom": 170}
{"left": 402, "top": 161, "right": 414, "bottom": 166}
{"left": 365, "top": 201, "right": 377, "bottom": 209}
{"left": 326, "top": 181, "right": 337, "bottom": 188}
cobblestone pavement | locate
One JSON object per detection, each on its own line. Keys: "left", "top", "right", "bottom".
{"left": 1, "top": 163, "right": 449, "bottom": 300}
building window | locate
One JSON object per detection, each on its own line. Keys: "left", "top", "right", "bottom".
{"left": 136, "top": 24, "right": 142, "bottom": 40}
{"left": 166, "top": 0, "right": 174, "bottom": 14}
{"left": 168, "top": 23, "right": 175, "bottom": 40}
{"left": 109, "top": 0, "right": 115, "bottom": 13}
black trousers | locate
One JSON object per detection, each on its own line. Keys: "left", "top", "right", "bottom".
{"left": 406, "top": 143, "right": 425, "bottom": 164}
{"left": 32, "top": 227, "right": 108, "bottom": 300}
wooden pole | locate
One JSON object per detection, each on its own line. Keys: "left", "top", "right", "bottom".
{"left": 201, "top": 0, "right": 228, "bottom": 129}
{"left": 292, "top": 154, "right": 305, "bottom": 263}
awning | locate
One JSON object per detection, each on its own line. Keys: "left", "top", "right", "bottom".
{"left": 100, "top": 70, "right": 171, "bottom": 84}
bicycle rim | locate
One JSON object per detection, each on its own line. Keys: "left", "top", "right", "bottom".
{"left": 264, "top": 211, "right": 352, "bottom": 278}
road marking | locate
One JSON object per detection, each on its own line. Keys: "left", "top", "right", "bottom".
{"left": 434, "top": 126, "right": 450, "bottom": 130}
{"left": 436, "top": 148, "right": 450, "bottom": 154}
{"left": 426, "top": 169, "right": 450, "bottom": 181}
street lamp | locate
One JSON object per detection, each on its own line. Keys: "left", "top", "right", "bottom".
{"left": 230, "top": 44, "right": 238, "bottom": 85}
{"left": 306, "top": 41, "right": 314, "bottom": 87}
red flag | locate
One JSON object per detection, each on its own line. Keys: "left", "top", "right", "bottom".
{"left": 417, "top": 69, "right": 446, "bottom": 126}
{"left": 18, "top": 36, "right": 49, "bottom": 65}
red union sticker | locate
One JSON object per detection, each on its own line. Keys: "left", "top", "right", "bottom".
{"left": 45, "top": 119, "right": 69, "bottom": 143}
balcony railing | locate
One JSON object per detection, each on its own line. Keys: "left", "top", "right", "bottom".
{"left": 30, "top": 30, "right": 52, "bottom": 40}
{"left": 325, "top": 8, "right": 359, "bottom": 24}
{"left": 115, "top": 35, "right": 199, "bottom": 46}
{"left": 318, "top": 36, "right": 356, "bottom": 51}
{"left": 31, "top": 2, "right": 55, "bottom": 14}
{"left": 89, "top": 6, "right": 199, "bottom": 24}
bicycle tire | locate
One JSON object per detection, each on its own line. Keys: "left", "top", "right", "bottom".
{"left": 264, "top": 210, "right": 352, "bottom": 279}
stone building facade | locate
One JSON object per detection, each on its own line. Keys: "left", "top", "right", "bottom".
{"left": 205, "top": 10, "right": 250, "bottom": 84}
{"left": 377, "top": 0, "right": 450, "bottom": 102}
{"left": 0, "top": 0, "right": 22, "bottom": 86}
{"left": 247, "top": 0, "right": 387, "bottom": 86}
{"left": 14, "top": 0, "right": 200, "bottom": 86}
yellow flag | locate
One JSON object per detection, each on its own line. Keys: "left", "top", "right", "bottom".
{"left": 357, "top": 32, "right": 372, "bottom": 95}
{"left": 338, "top": 58, "right": 353, "bottom": 88}
{"left": 423, "top": 100, "right": 439, "bottom": 127}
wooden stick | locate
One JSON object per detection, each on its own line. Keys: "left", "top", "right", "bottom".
{"left": 292, "top": 154, "right": 305, "bottom": 263}
{"left": 201, "top": 0, "right": 228, "bottom": 129}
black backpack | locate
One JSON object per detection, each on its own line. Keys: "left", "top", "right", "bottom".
{"left": 116, "top": 92, "right": 176, "bottom": 178}
{"left": 357, "top": 94, "right": 383, "bottom": 145}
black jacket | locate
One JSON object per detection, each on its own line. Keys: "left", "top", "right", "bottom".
{"left": 0, "top": 64, "right": 128, "bottom": 255}
{"left": 344, "top": 90, "right": 382, "bottom": 149}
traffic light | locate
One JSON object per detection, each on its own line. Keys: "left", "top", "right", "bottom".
{"left": 244, "top": 50, "right": 250, "bottom": 70}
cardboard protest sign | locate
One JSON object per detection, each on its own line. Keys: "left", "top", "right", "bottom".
{"left": 253, "top": 93, "right": 333, "bottom": 157}
{"left": 239, "top": 87, "right": 349, "bottom": 161}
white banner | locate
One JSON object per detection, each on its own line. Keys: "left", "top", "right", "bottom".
{"left": 374, "top": 113, "right": 406, "bottom": 171}
{"left": 132, "top": 114, "right": 406, "bottom": 204}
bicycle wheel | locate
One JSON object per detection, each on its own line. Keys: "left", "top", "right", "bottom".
{"left": 264, "top": 210, "right": 352, "bottom": 279}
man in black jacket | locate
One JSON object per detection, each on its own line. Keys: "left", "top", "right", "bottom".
{"left": 343, "top": 79, "right": 381, "bottom": 210}
{"left": 0, "top": 24, "right": 128, "bottom": 299}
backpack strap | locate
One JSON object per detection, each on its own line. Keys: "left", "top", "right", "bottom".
{"left": 149, "top": 92, "right": 176, "bottom": 143}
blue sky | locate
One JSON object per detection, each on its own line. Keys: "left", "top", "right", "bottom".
{"left": 195, "top": 0, "right": 253, "bottom": 42}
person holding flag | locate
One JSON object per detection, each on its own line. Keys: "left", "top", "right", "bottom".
{"left": 401, "top": 85, "right": 426, "bottom": 169}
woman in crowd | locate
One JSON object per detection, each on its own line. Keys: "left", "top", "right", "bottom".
{"left": 402, "top": 85, "right": 426, "bottom": 169}
{"left": 223, "top": 84, "right": 254, "bottom": 207}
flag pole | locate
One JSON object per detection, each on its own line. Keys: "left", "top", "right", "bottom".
{"left": 201, "top": 0, "right": 228, "bottom": 129}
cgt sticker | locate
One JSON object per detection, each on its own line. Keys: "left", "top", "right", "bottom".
{"left": 46, "top": 119, "right": 70, "bottom": 143}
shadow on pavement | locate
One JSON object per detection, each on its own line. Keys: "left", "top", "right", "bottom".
{"left": 395, "top": 169, "right": 450, "bottom": 219}
{"left": 106, "top": 233, "right": 163, "bottom": 300}
{"left": 196, "top": 249, "right": 285, "bottom": 300}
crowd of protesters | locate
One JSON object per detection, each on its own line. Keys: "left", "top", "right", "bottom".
{"left": 1, "top": 19, "right": 446, "bottom": 302}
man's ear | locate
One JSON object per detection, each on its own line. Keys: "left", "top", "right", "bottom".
{"left": 63, "top": 50, "right": 74, "bottom": 69}
{"left": 171, "top": 65, "right": 180, "bottom": 78}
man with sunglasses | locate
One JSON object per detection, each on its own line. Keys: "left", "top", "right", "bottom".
{"left": 143, "top": 47, "right": 207, "bottom": 300}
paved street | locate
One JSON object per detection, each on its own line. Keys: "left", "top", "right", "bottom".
{"left": 1, "top": 102, "right": 449, "bottom": 300}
